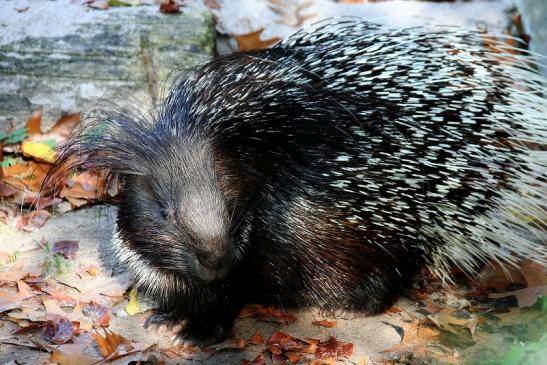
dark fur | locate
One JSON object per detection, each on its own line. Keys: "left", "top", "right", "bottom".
{"left": 44, "top": 21, "right": 547, "bottom": 345}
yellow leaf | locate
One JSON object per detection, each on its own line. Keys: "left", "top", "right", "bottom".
{"left": 125, "top": 288, "right": 140, "bottom": 315}
{"left": 21, "top": 141, "right": 56, "bottom": 163}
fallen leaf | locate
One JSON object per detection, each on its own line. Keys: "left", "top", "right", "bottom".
{"left": 203, "top": 0, "right": 219, "bottom": 9}
{"left": 43, "top": 317, "right": 80, "bottom": 344}
{"left": 0, "top": 280, "right": 35, "bottom": 312}
{"left": 41, "top": 285, "right": 77, "bottom": 305}
{"left": 94, "top": 329, "right": 128, "bottom": 357}
{"left": 382, "top": 314, "right": 442, "bottom": 360}
{"left": 0, "top": 181, "right": 17, "bottom": 197}
{"left": 427, "top": 308, "right": 478, "bottom": 338}
{"left": 2, "top": 161, "right": 50, "bottom": 192}
{"left": 8, "top": 301, "right": 46, "bottom": 322}
{"left": 476, "top": 262, "right": 526, "bottom": 292}
{"left": 125, "top": 287, "right": 140, "bottom": 315}
{"left": 312, "top": 320, "right": 336, "bottom": 328}
{"left": 242, "top": 354, "right": 266, "bottom": 364}
{"left": 82, "top": 302, "right": 110, "bottom": 327}
{"left": 521, "top": 261, "right": 547, "bottom": 287}
{"left": 0, "top": 336, "right": 51, "bottom": 352}
{"left": 77, "top": 265, "right": 99, "bottom": 277}
{"left": 48, "top": 113, "right": 80, "bottom": 138}
{"left": 159, "top": 0, "right": 180, "bottom": 13}
{"left": 239, "top": 305, "right": 296, "bottom": 324}
{"left": 48, "top": 337, "right": 98, "bottom": 365}
{"left": 248, "top": 331, "right": 265, "bottom": 345}
{"left": 267, "top": 332, "right": 317, "bottom": 356}
{"left": 88, "top": 0, "right": 109, "bottom": 10}
{"left": 93, "top": 329, "right": 156, "bottom": 362}
{"left": 43, "top": 299, "right": 93, "bottom": 330}
{"left": 14, "top": 209, "right": 50, "bottom": 232}
{"left": 69, "top": 271, "right": 131, "bottom": 306}
{"left": 314, "top": 337, "right": 353, "bottom": 359}
{"left": 52, "top": 240, "right": 79, "bottom": 259}
{"left": 235, "top": 29, "right": 280, "bottom": 52}
{"left": 489, "top": 285, "right": 547, "bottom": 308}
{"left": 21, "top": 141, "right": 56, "bottom": 163}
{"left": 25, "top": 109, "right": 43, "bottom": 135}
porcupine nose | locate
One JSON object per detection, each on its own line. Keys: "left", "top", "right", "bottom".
{"left": 196, "top": 251, "right": 232, "bottom": 271}
{"left": 195, "top": 250, "right": 233, "bottom": 281}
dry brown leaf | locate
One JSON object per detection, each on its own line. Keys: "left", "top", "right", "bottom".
{"left": 0, "top": 259, "right": 42, "bottom": 282}
{"left": 1, "top": 161, "right": 51, "bottom": 192}
{"left": 43, "top": 299, "right": 93, "bottom": 330}
{"left": 71, "top": 271, "right": 131, "bottom": 306}
{"left": 14, "top": 209, "right": 50, "bottom": 231}
{"left": 427, "top": 308, "right": 478, "bottom": 338}
{"left": 476, "top": 262, "right": 526, "bottom": 292}
{"left": 239, "top": 304, "right": 296, "bottom": 324}
{"left": 159, "top": 0, "right": 180, "bottom": 13}
{"left": 94, "top": 329, "right": 156, "bottom": 362}
{"left": 242, "top": 354, "right": 266, "bottom": 365}
{"left": 8, "top": 301, "right": 46, "bottom": 322}
{"left": 312, "top": 320, "right": 336, "bottom": 328}
{"left": 235, "top": 29, "right": 280, "bottom": 52}
{"left": 521, "top": 261, "right": 547, "bottom": 287}
{"left": 25, "top": 109, "right": 43, "bottom": 135}
{"left": 314, "top": 337, "right": 353, "bottom": 360}
{"left": 82, "top": 302, "right": 110, "bottom": 327}
{"left": 49, "top": 113, "right": 80, "bottom": 139}
{"left": 52, "top": 240, "right": 79, "bottom": 259}
{"left": 248, "top": 331, "right": 265, "bottom": 345}
{"left": 41, "top": 284, "right": 77, "bottom": 305}
{"left": 43, "top": 317, "right": 81, "bottom": 344}
{"left": 48, "top": 338, "right": 98, "bottom": 365}
{"left": 94, "top": 329, "right": 128, "bottom": 357}
{"left": 489, "top": 285, "right": 547, "bottom": 307}
{"left": 382, "top": 314, "right": 442, "bottom": 360}
{"left": 0, "top": 280, "right": 35, "bottom": 312}
{"left": 0, "top": 181, "right": 17, "bottom": 197}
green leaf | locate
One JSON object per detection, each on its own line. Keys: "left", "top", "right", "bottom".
{"left": 0, "top": 156, "right": 19, "bottom": 168}
{"left": 108, "top": 0, "right": 140, "bottom": 6}
{"left": 41, "top": 138, "right": 57, "bottom": 149}
{"left": 501, "top": 345, "right": 526, "bottom": 365}
{"left": 0, "top": 130, "right": 6, "bottom": 141}
{"left": 3, "top": 127, "right": 28, "bottom": 144}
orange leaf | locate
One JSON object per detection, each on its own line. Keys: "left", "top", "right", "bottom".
{"left": 0, "top": 280, "right": 35, "bottom": 312}
{"left": 25, "top": 109, "right": 43, "bottom": 135}
{"left": 235, "top": 29, "right": 280, "bottom": 52}
{"left": 248, "top": 331, "right": 265, "bottom": 345}
{"left": 49, "top": 113, "right": 80, "bottom": 138}
{"left": 312, "top": 320, "right": 336, "bottom": 328}
{"left": 94, "top": 329, "right": 128, "bottom": 357}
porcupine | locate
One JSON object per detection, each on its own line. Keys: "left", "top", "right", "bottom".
{"left": 46, "top": 20, "right": 547, "bottom": 345}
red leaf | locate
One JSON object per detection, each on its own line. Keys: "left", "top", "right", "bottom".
{"left": 315, "top": 337, "right": 354, "bottom": 359}
{"left": 312, "top": 320, "right": 336, "bottom": 328}
{"left": 159, "top": 0, "right": 180, "bottom": 13}
{"left": 43, "top": 317, "right": 80, "bottom": 344}
{"left": 52, "top": 240, "right": 79, "bottom": 259}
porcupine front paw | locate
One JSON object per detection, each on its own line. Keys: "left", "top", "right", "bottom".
{"left": 144, "top": 311, "right": 184, "bottom": 332}
{"left": 144, "top": 311, "right": 231, "bottom": 346}
{"left": 171, "top": 321, "right": 230, "bottom": 347}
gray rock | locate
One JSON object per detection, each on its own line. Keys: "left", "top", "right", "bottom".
{"left": 0, "top": 1, "right": 214, "bottom": 131}
{"left": 517, "top": 0, "right": 547, "bottom": 78}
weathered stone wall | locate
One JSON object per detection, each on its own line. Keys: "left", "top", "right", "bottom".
{"left": 0, "top": 3, "right": 214, "bottom": 131}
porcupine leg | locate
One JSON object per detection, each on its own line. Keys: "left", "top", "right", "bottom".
{"left": 145, "top": 287, "right": 244, "bottom": 346}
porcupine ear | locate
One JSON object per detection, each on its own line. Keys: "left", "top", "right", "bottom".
{"left": 42, "top": 96, "right": 161, "bottom": 198}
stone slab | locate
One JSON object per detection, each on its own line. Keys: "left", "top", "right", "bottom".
{"left": 0, "top": 1, "right": 214, "bottom": 131}
{"left": 517, "top": 0, "right": 547, "bottom": 78}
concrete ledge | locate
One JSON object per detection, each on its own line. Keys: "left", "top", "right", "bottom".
{"left": 0, "top": 2, "right": 214, "bottom": 130}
